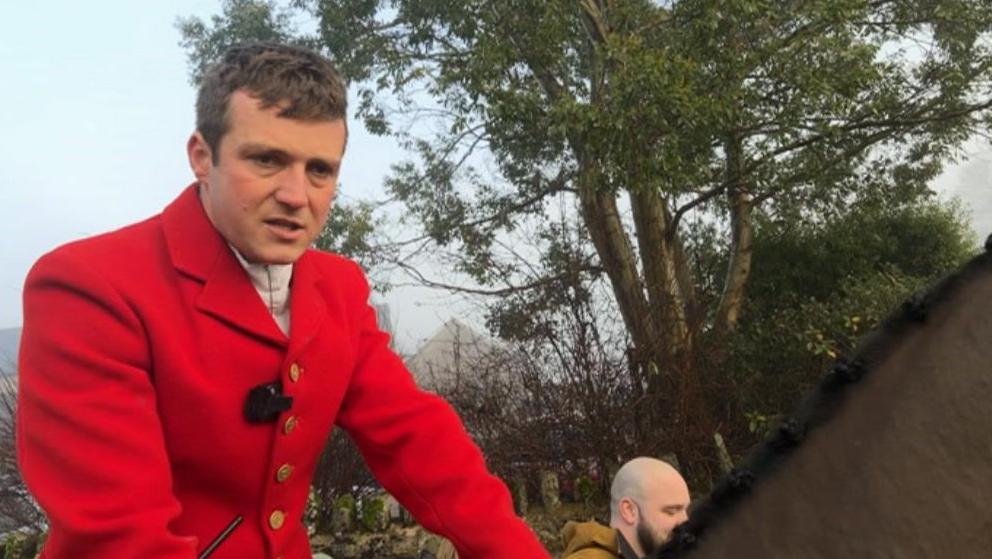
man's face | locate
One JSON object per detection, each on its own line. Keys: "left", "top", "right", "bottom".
{"left": 632, "top": 480, "right": 690, "bottom": 555}
{"left": 188, "top": 90, "right": 346, "bottom": 264}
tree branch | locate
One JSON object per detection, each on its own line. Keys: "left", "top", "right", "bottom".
{"left": 392, "top": 259, "right": 602, "bottom": 297}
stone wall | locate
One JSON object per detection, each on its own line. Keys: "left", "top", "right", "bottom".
{"left": 309, "top": 470, "right": 606, "bottom": 558}
{"left": 1, "top": 471, "right": 604, "bottom": 558}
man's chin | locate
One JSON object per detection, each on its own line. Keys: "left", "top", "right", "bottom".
{"left": 240, "top": 245, "right": 306, "bottom": 266}
{"left": 260, "top": 252, "right": 304, "bottom": 266}
{"left": 636, "top": 522, "right": 664, "bottom": 557}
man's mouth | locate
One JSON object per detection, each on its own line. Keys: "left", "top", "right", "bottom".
{"left": 263, "top": 218, "right": 307, "bottom": 240}
{"left": 264, "top": 218, "right": 304, "bottom": 231}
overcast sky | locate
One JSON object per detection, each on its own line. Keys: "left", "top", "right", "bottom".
{"left": 1, "top": 1, "right": 989, "bottom": 353}
{"left": 0, "top": 1, "right": 453, "bottom": 353}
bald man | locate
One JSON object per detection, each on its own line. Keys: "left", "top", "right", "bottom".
{"left": 561, "top": 457, "right": 690, "bottom": 559}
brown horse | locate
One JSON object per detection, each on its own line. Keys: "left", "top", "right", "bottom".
{"left": 657, "top": 241, "right": 992, "bottom": 559}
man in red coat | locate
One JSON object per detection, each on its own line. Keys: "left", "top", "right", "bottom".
{"left": 17, "top": 42, "right": 549, "bottom": 559}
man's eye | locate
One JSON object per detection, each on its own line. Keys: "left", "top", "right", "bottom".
{"left": 251, "top": 154, "right": 280, "bottom": 167}
{"left": 308, "top": 163, "right": 336, "bottom": 179}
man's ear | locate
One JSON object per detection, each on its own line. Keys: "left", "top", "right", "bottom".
{"left": 619, "top": 497, "right": 639, "bottom": 525}
{"left": 187, "top": 131, "right": 214, "bottom": 182}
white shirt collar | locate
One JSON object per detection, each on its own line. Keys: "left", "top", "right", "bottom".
{"left": 229, "top": 245, "right": 293, "bottom": 336}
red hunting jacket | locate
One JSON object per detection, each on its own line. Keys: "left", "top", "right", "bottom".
{"left": 17, "top": 185, "right": 549, "bottom": 559}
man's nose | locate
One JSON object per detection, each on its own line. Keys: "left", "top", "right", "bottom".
{"left": 273, "top": 167, "right": 308, "bottom": 208}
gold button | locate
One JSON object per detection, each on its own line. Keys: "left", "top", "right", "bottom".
{"left": 283, "top": 416, "right": 298, "bottom": 435}
{"left": 275, "top": 463, "right": 294, "bottom": 483}
{"left": 269, "top": 509, "right": 286, "bottom": 530}
{"left": 289, "top": 363, "right": 301, "bottom": 383}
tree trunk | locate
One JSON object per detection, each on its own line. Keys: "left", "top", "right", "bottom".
{"left": 629, "top": 188, "right": 692, "bottom": 359}
{"left": 575, "top": 163, "right": 660, "bottom": 362}
{"left": 715, "top": 135, "right": 754, "bottom": 334}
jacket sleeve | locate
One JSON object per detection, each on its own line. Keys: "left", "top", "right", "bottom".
{"left": 333, "top": 261, "right": 550, "bottom": 559}
{"left": 17, "top": 249, "right": 197, "bottom": 558}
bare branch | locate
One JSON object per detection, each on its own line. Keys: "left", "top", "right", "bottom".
{"left": 392, "top": 259, "right": 602, "bottom": 297}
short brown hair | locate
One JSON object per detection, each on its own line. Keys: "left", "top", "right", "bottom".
{"left": 196, "top": 42, "right": 348, "bottom": 161}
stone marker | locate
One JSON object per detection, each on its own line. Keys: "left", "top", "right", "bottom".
{"left": 331, "top": 501, "right": 353, "bottom": 534}
{"left": 513, "top": 475, "right": 528, "bottom": 516}
{"left": 540, "top": 470, "right": 560, "bottom": 510}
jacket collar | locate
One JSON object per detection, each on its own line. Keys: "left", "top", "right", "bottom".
{"left": 161, "top": 184, "right": 326, "bottom": 352}
{"left": 617, "top": 532, "right": 641, "bottom": 559}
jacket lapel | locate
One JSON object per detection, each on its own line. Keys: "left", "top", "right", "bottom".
{"left": 162, "top": 185, "right": 288, "bottom": 348}
{"left": 287, "top": 251, "right": 327, "bottom": 357}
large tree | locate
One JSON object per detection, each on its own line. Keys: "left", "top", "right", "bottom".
{"left": 180, "top": 0, "right": 992, "bottom": 473}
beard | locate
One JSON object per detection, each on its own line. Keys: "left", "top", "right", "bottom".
{"left": 636, "top": 517, "right": 664, "bottom": 556}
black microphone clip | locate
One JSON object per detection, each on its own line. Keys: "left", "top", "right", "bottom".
{"left": 244, "top": 381, "right": 293, "bottom": 423}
